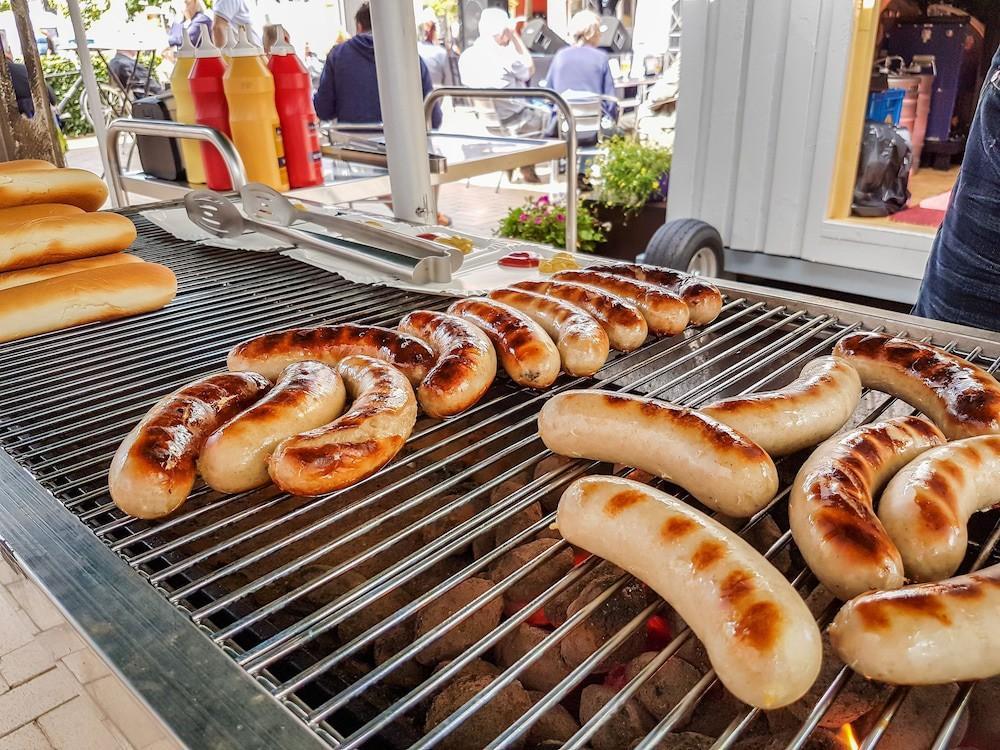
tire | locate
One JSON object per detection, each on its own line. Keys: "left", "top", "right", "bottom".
{"left": 642, "top": 218, "right": 724, "bottom": 277}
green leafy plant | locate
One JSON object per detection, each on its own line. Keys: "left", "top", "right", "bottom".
{"left": 497, "top": 195, "right": 608, "bottom": 253}
{"left": 41, "top": 53, "right": 111, "bottom": 137}
{"left": 590, "top": 136, "right": 672, "bottom": 217}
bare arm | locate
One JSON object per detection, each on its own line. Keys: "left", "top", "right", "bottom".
{"left": 212, "top": 15, "right": 230, "bottom": 48}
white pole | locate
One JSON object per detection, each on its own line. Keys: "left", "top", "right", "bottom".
{"left": 369, "top": 0, "right": 435, "bottom": 224}
{"left": 65, "top": 0, "right": 116, "bottom": 206}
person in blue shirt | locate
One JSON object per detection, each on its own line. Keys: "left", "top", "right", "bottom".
{"left": 545, "top": 10, "right": 618, "bottom": 124}
{"left": 313, "top": 2, "right": 442, "bottom": 129}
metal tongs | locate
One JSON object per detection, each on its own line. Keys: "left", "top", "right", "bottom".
{"left": 240, "top": 183, "right": 462, "bottom": 270}
{"left": 183, "top": 190, "right": 453, "bottom": 284}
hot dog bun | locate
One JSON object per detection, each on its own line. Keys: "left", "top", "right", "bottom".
{"left": 0, "top": 203, "right": 83, "bottom": 228}
{"left": 0, "top": 212, "right": 136, "bottom": 272}
{"left": 0, "top": 167, "right": 108, "bottom": 211}
{"left": 0, "top": 253, "right": 143, "bottom": 291}
{"left": 0, "top": 262, "right": 177, "bottom": 343}
{"left": 0, "top": 159, "right": 55, "bottom": 174}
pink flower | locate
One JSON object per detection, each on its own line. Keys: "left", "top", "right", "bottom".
{"left": 534, "top": 216, "right": 543, "bottom": 224}
{"left": 536, "top": 195, "right": 550, "bottom": 205}
{"left": 519, "top": 213, "right": 529, "bottom": 222}
{"left": 556, "top": 213, "right": 565, "bottom": 222}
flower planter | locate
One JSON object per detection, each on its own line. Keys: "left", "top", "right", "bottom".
{"left": 587, "top": 199, "right": 668, "bottom": 261}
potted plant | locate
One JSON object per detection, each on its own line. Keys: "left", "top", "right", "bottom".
{"left": 497, "top": 195, "right": 608, "bottom": 253}
{"left": 587, "top": 136, "right": 671, "bottom": 259}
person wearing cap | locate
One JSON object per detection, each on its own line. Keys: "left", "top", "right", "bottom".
{"left": 545, "top": 10, "right": 617, "bottom": 125}
{"left": 212, "top": 0, "right": 260, "bottom": 48}
{"left": 458, "top": 7, "right": 549, "bottom": 181}
{"left": 312, "top": 2, "right": 442, "bottom": 128}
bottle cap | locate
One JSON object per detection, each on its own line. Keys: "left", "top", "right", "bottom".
{"left": 268, "top": 24, "right": 294, "bottom": 56}
{"left": 229, "top": 25, "right": 261, "bottom": 57}
{"left": 192, "top": 27, "right": 221, "bottom": 58}
{"left": 177, "top": 25, "right": 197, "bottom": 58}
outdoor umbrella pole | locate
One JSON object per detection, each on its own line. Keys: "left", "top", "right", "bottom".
{"left": 66, "top": 0, "right": 116, "bottom": 206}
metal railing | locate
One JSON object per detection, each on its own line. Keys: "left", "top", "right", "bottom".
{"left": 105, "top": 118, "right": 247, "bottom": 206}
{"left": 424, "top": 87, "right": 578, "bottom": 251}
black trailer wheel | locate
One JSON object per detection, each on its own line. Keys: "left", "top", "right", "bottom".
{"left": 643, "top": 219, "right": 724, "bottom": 277}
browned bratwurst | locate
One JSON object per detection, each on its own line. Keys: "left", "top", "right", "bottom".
{"left": 551, "top": 269, "right": 689, "bottom": 336}
{"left": 397, "top": 310, "right": 497, "bottom": 418}
{"left": 511, "top": 279, "right": 648, "bottom": 351}
{"left": 268, "top": 355, "right": 417, "bottom": 495}
{"left": 587, "top": 261, "right": 724, "bottom": 325}
{"left": 833, "top": 332, "right": 1000, "bottom": 439}
{"left": 448, "top": 297, "right": 561, "bottom": 389}
{"left": 226, "top": 324, "right": 435, "bottom": 386}
{"left": 109, "top": 372, "right": 271, "bottom": 519}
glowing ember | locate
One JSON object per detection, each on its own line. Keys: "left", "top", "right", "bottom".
{"left": 837, "top": 723, "right": 860, "bottom": 750}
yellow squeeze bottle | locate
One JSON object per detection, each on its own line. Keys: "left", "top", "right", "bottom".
{"left": 223, "top": 26, "right": 288, "bottom": 191}
{"left": 170, "top": 29, "right": 205, "bottom": 184}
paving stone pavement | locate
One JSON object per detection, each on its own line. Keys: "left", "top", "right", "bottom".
{"left": 0, "top": 557, "right": 182, "bottom": 750}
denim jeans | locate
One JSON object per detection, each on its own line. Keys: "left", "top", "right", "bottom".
{"left": 913, "top": 44, "right": 1000, "bottom": 331}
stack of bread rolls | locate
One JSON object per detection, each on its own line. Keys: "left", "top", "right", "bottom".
{"left": 0, "top": 160, "right": 177, "bottom": 343}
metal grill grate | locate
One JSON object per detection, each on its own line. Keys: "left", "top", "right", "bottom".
{"left": 1, "top": 214, "right": 997, "bottom": 750}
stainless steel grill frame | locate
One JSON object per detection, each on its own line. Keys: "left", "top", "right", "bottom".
{"left": 2, "top": 211, "right": 999, "bottom": 750}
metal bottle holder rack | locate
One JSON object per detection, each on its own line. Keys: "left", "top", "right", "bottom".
{"left": 1, "top": 212, "right": 999, "bottom": 749}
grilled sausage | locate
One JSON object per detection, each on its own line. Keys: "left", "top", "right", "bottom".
{"left": 511, "top": 279, "right": 648, "bottom": 352}
{"left": 109, "top": 372, "right": 271, "bottom": 519}
{"left": 829, "top": 563, "right": 1000, "bottom": 684}
{"left": 833, "top": 332, "right": 1000, "bottom": 439}
{"left": 448, "top": 298, "right": 560, "bottom": 389}
{"left": 198, "top": 362, "right": 346, "bottom": 493}
{"left": 701, "top": 357, "right": 862, "bottom": 457}
{"left": 488, "top": 288, "right": 610, "bottom": 376}
{"left": 227, "top": 324, "right": 436, "bottom": 387}
{"left": 268, "top": 355, "right": 417, "bottom": 495}
{"left": 538, "top": 390, "right": 778, "bottom": 516}
{"left": 878, "top": 435, "right": 1000, "bottom": 582}
{"left": 789, "top": 416, "right": 946, "bottom": 600}
{"left": 397, "top": 310, "right": 497, "bottom": 418}
{"left": 557, "top": 476, "right": 822, "bottom": 708}
{"left": 551, "top": 270, "right": 689, "bottom": 336}
{"left": 586, "top": 261, "right": 724, "bottom": 325}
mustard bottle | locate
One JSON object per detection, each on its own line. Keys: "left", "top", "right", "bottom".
{"left": 170, "top": 28, "right": 205, "bottom": 184}
{"left": 223, "top": 26, "right": 289, "bottom": 191}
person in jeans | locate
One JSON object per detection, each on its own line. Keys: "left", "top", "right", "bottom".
{"left": 914, "top": 45, "right": 1000, "bottom": 331}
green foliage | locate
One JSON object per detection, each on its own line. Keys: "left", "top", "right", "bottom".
{"left": 497, "top": 194, "right": 608, "bottom": 253}
{"left": 590, "top": 136, "right": 672, "bottom": 217}
{"left": 125, "top": 0, "right": 173, "bottom": 21}
{"left": 423, "top": 1, "right": 518, "bottom": 26}
{"left": 47, "top": 0, "right": 108, "bottom": 25}
{"left": 41, "top": 53, "right": 110, "bottom": 137}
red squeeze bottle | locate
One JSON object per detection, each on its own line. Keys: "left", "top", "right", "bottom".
{"left": 188, "top": 33, "right": 233, "bottom": 191}
{"left": 267, "top": 27, "right": 323, "bottom": 188}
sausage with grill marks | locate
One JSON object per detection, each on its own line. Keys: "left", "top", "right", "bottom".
{"left": 879, "top": 435, "right": 1000, "bottom": 582}
{"left": 701, "top": 356, "right": 862, "bottom": 457}
{"left": 586, "top": 261, "right": 724, "bottom": 325}
{"left": 557, "top": 476, "right": 822, "bottom": 708}
{"left": 833, "top": 332, "right": 1000, "bottom": 440}
{"left": 109, "top": 372, "right": 271, "bottom": 519}
{"left": 488, "top": 287, "right": 609, "bottom": 376}
{"left": 829, "top": 563, "right": 1000, "bottom": 684}
{"left": 268, "top": 355, "right": 417, "bottom": 495}
{"left": 448, "top": 298, "right": 561, "bottom": 389}
{"left": 198, "top": 361, "right": 346, "bottom": 493}
{"left": 538, "top": 390, "right": 779, "bottom": 517}
{"left": 397, "top": 310, "right": 497, "bottom": 418}
{"left": 551, "top": 270, "right": 689, "bottom": 336}
{"left": 511, "top": 279, "right": 648, "bottom": 352}
{"left": 789, "top": 416, "right": 946, "bottom": 600}
{"left": 226, "top": 324, "right": 436, "bottom": 386}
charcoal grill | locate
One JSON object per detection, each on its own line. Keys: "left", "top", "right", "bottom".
{"left": 1, "top": 210, "right": 998, "bottom": 750}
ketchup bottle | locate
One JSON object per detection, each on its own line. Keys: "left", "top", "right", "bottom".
{"left": 267, "top": 26, "right": 323, "bottom": 188}
{"left": 188, "top": 32, "right": 233, "bottom": 191}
